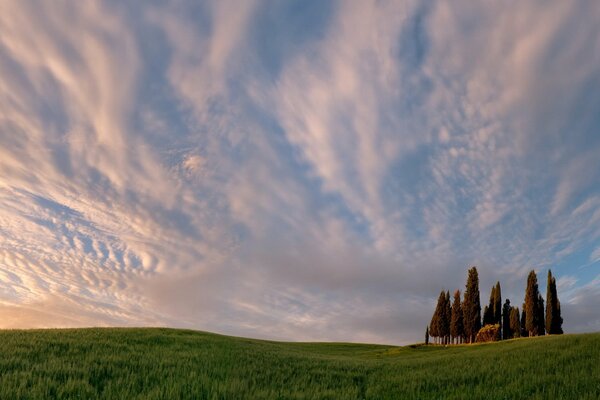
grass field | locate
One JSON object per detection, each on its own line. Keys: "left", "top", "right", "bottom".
{"left": 0, "top": 328, "right": 598, "bottom": 399}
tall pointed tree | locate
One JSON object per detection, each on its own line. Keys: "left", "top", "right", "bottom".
{"left": 483, "top": 305, "right": 491, "bottom": 326}
{"left": 425, "top": 326, "right": 429, "bottom": 345}
{"left": 537, "top": 294, "right": 545, "bottom": 336}
{"left": 437, "top": 290, "right": 449, "bottom": 344}
{"left": 546, "top": 270, "right": 564, "bottom": 334}
{"left": 483, "top": 285, "right": 495, "bottom": 326}
{"left": 525, "top": 270, "right": 541, "bottom": 336}
{"left": 482, "top": 282, "right": 502, "bottom": 328}
{"left": 520, "top": 303, "right": 528, "bottom": 337}
{"left": 451, "top": 290, "right": 464, "bottom": 344}
{"left": 510, "top": 307, "right": 521, "bottom": 338}
{"left": 430, "top": 291, "right": 445, "bottom": 344}
{"left": 502, "top": 299, "right": 511, "bottom": 340}
{"left": 429, "top": 311, "right": 437, "bottom": 343}
{"left": 444, "top": 291, "right": 451, "bottom": 344}
{"left": 556, "top": 301, "right": 563, "bottom": 334}
{"left": 463, "top": 267, "right": 482, "bottom": 343}
{"left": 494, "top": 282, "right": 502, "bottom": 329}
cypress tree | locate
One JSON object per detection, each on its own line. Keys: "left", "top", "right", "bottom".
{"left": 430, "top": 291, "right": 445, "bottom": 344}
{"left": 537, "top": 294, "right": 545, "bottom": 335}
{"left": 483, "top": 285, "right": 495, "bottom": 326}
{"left": 444, "top": 291, "right": 451, "bottom": 344}
{"left": 520, "top": 303, "right": 528, "bottom": 337}
{"left": 494, "top": 282, "right": 502, "bottom": 328}
{"left": 556, "top": 300, "right": 563, "bottom": 334}
{"left": 525, "top": 270, "right": 541, "bottom": 336}
{"left": 482, "top": 282, "right": 502, "bottom": 327}
{"left": 436, "top": 291, "right": 451, "bottom": 345}
{"left": 450, "top": 290, "right": 464, "bottom": 344}
{"left": 546, "top": 270, "right": 564, "bottom": 334}
{"left": 429, "top": 296, "right": 437, "bottom": 343}
{"left": 437, "top": 292, "right": 446, "bottom": 345}
{"left": 463, "top": 267, "right": 482, "bottom": 343}
{"left": 483, "top": 305, "right": 491, "bottom": 326}
{"left": 425, "top": 326, "right": 429, "bottom": 345}
{"left": 546, "top": 270, "right": 557, "bottom": 334}
{"left": 510, "top": 307, "right": 521, "bottom": 338}
{"left": 502, "top": 299, "right": 511, "bottom": 340}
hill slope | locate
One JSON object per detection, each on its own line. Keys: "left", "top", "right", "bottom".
{"left": 0, "top": 328, "right": 598, "bottom": 399}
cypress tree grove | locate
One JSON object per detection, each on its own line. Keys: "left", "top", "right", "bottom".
{"left": 463, "top": 267, "right": 482, "bottom": 343}
{"left": 525, "top": 270, "right": 541, "bottom": 336}
{"left": 502, "top": 299, "right": 511, "bottom": 340}
{"left": 537, "top": 294, "right": 545, "bottom": 335}
{"left": 427, "top": 267, "right": 564, "bottom": 345}
{"left": 510, "top": 307, "right": 521, "bottom": 338}
{"left": 450, "top": 290, "right": 464, "bottom": 344}
{"left": 546, "top": 270, "right": 564, "bottom": 334}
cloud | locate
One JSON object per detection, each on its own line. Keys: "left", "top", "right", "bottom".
{"left": 145, "top": 0, "right": 259, "bottom": 122}
{"left": 591, "top": 248, "right": 600, "bottom": 263}
{"left": 0, "top": 0, "right": 599, "bottom": 345}
{"left": 272, "top": 1, "right": 417, "bottom": 253}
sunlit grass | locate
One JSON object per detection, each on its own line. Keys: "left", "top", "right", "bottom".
{"left": 0, "top": 328, "right": 598, "bottom": 399}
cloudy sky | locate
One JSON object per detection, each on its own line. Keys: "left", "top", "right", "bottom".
{"left": 0, "top": 1, "right": 599, "bottom": 344}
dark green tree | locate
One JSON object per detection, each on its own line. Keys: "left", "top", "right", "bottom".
{"left": 425, "top": 326, "right": 429, "bottom": 345}
{"left": 440, "top": 291, "right": 451, "bottom": 345}
{"left": 463, "top": 267, "right": 482, "bottom": 343}
{"left": 556, "top": 301, "right": 563, "bottom": 333}
{"left": 537, "top": 294, "right": 545, "bottom": 335}
{"left": 525, "top": 270, "right": 541, "bottom": 336}
{"left": 494, "top": 282, "right": 502, "bottom": 329}
{"left": 482, "top": 282, "right": 502, "bottom": 328}
{"left": 546, "top": 270, "right": 564, "bottom": 334}
{"left": 483, "top": 285, "right": 495, "bottom": 326}
{"left": 483, "top": 305, "right": 491, "bottom": 326}
{"left": 450, "top": 290, "right": 464, "bottom": 344}
{"left": 433, "top": 290, "right": 451, "bottom": 344}
{"left": 430, "top": 291, "right": 445, "bottom": 344}
{"left": 520, "top": 303, "right": 528, "bottom": 337}
{"left": 428, "top": 312, "right": 437, "bottom": 343}
{"left": 510, "top": 307, "right": 521, "bottom": 338}
{"left": 502, "top": 299, "right": 511, "bottom": 340}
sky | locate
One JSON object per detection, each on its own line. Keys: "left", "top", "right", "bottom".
{"left": 0, "top": 1, "right": 599, "bottom": 345}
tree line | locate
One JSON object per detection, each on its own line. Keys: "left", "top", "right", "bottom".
{"left": 427, "top": 267, "right": 563, "bottom": 344}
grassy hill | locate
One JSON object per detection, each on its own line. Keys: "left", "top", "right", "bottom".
{"left": 0, "top": 328, "right": 598, "bottom": 399}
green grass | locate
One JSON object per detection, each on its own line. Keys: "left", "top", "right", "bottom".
{"left": 0, "top": 328, "right": 598, "bottom": 399}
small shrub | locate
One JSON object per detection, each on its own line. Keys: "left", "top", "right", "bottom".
{"left": 476, "top": 324, "right": 501, "bottom": 343}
